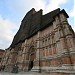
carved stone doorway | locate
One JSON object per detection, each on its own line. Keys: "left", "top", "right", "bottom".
{"left": 28, "top": 46, "right": 35, "bottom": 71}
{"left": 28, "top": 60, "right": 33, "bottom": 71}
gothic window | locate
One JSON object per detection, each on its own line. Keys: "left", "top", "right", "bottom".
{"left": 29, "top": 46, "right": 34, "bottom": 53}
{"left": 45, "top": 38, "right": 47, "bottom": 41}
{"left": 53, "top": 47, "right": 56, "bottom": 54}
{"left": 52, "top": 35, "right": 54, "bottom": 44}
{"left": 42, "top": 39, "right": 44, "bottom": 45}
{"left": 40, "top": 49, "right": 43, "bottom": 58}
{"left": 43, "top": 48, "right": 45, "bottom": 56}
{"left": 40, "top": 40, "right": 42, "bottom": 47}
{"left": 46, "top": 47, "right": 47, "bottom": 49}
{"left": 55, "top": 16, "right": 60, "bottom": 26}
{"left": 67, "top": 38, "right": 72, "bottom": 48}
{"left": 42, "top": 40, "right": 44, "bottom": 43}
{"left": 18, "top": 47, "right": 21, "bottom": 51}
{"left": 52, "top": 44, "right": 56, "bottom": 54}
{"left": 45, "top": 48, "right": 49, "bottom": 56}
{"left": 9, "top": 49, "right": 12, "bottom": 51}
{"left": 59, "top": 29, "right": 64, "bottom": 38}
{"left": 45, "top": 38, "right": 47, "bottom": 46}
{"left": 48, "top": 37, "right": 50, "bottom": 40}
{"left": 34, "top": 41, "right": 37, "bottom": 48}
{"left": 0, "top": 58, "right": 2, "bottom": 62}
{"left": 26, "top": 54, "right": 29, "bottom": 60}
{"left": 49, "top": 47, "right": 52, "bottom": 55}
{"left": 47, "top": 38, "right": 49, "bottom": 45}
{"left": 42, "top": 39, "right": 45, "bottom": 47}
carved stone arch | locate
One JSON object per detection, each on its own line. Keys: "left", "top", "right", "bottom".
{"left": 28, "top": 44, "right": 36, "bottom": 71}
{"left": 28, "top": 45, "right": 35, "bottom": 61}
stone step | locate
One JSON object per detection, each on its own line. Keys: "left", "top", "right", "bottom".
{"left": 19, "top": 71, "right": 49, "bottom": 75}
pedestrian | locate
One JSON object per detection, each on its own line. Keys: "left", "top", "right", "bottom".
{"left": 11, "top": 65, "right": 18, "bottom": 73}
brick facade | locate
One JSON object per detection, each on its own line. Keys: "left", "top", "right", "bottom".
{"left": 1, "top": 8, "right": 75, "bottom": 75}
{"left": 0, "top": 49, "right": 5, "bottom": 66}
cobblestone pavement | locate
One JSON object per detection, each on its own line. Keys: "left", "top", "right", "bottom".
{"left": 0, "top": 71, "right": 49, "bottom": 75}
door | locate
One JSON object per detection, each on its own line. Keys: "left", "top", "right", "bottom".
{"left": 28, "top": 61, "right": 33, "bottom": 71}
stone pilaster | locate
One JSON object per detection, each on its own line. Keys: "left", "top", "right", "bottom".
{"left": 59, "top": 13, "right": 75, "bottom": 74}
{"left": 31, "top": 31, "right": 41, "bottom": 72}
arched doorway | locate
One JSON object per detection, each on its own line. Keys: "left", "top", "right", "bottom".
{"left": 28, "top": 46, "right": 35, "bottom": 71}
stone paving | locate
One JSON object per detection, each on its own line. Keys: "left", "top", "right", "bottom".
{"left": 0, "top": 71, "right": 49, "bottom": 75}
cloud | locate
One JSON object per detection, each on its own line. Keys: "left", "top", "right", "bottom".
{"left": 0, "top": 15, "right": 18, "bottom": 49}
{"left": 69, "top": 6, "right": 75, "bottom": 17}
{"left": 8, "top": 0, "right": 68, "bottom": 15}
{"left": 68, "top": 1, "right": 75, "bottom": 31}
{"left": 43, "top": 0, "right": 68, "bottom": 14}
{"left": 11, "top": 0, "right": 74, "bottom": 34}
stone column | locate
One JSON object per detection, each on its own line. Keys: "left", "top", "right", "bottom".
{"left": 59, "top": 13, "right": 75, "bottom": 74}
{"left": 52, "top": 14, "right": 75, "bottom": 74}
{"left": 21, "top": 39, "right": 28, "bottom": 71}
{"left": 65, "top": 26, "right": 75, "bottom": 64}
{"left": 31, "top": 31, "right": 41, "bottom": 72}
{"left": 64, "top": 24, "right": 75, "bottom": 73}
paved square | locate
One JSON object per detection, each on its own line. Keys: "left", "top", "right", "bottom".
{"left": 0, "top": 72, "right": 49, "bottom": 75}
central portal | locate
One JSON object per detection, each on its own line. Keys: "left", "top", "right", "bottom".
{"left": 28, "top": 61, "right": 33, "bottom": 71}
{"left": 28, "top": 46, "right": 35, "bottom": 71}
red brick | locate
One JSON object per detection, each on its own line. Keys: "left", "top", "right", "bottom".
{"left": 71, "top": 55, "right": 75, "bottom": 64}
{"left": 62, "top": 57, "right": 71, "bottom": 64}
{"left": 53, "top": 48, "right": 56, "bottom": 54}
{"left": 50, "top": 59, "right": 58, "bottom": 66}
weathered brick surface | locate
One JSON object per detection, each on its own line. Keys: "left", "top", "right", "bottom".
{"left": 62, "top": 56, "right": 71, "bottom": 64}
{"left": 1, "top": 8, "right": 75, "bottom": 75}
{"left": 50, "top": 59, "right": 59, "bottom": 66}
{"left": 71, "top": 55, "right": 75, "bottom": 64}
{"left": 50, "top": 73, "right": 69, "bottom": 75}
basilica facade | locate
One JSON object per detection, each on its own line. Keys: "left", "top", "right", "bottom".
{"left": 1, "top": 8, "right": 75, "bottom": 75}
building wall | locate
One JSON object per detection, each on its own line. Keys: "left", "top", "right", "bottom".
{"left": 0, "top": 49, "right": 5, "bottom": 66}
{"left": 20, "top": 13, "right": 75, "bottom": 74}
{"left": 1, "top": 12, "right": 75, "bottom": 75}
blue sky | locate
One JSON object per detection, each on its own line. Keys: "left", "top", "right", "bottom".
{"left": 0, "top": 0, "right": 75, "bottom": 49}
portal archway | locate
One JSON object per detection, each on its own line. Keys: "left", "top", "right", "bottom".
{"left": 28, "top": 46, "right": 35, "bottom": 71}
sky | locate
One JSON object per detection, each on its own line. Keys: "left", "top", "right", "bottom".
{"left": 0, "top": 0, "right": 75, "bottom": 49}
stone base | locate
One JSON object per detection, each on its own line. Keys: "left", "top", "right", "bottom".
{"left": 4, "top": 65, "right": 13, "bottom": 72}
{"left": 41, "top": 66, "right": 75, "bottom": 74}
{"left": 31, "top": 66, "right": 41, "bottom": 72}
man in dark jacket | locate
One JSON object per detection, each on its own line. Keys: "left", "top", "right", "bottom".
{"left": 12, "top": 65, "right": 18, "bottom": 73}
